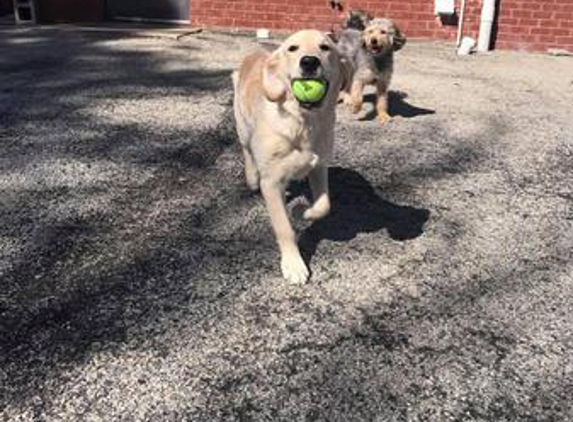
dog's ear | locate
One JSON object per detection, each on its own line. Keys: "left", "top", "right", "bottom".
{"left": 262, "top": 51, "right": 287, "bottom": 102}
{"left": 362, "top": 11, "right": 373, "bottom": 28}
{"left": 325, "top": 35, "right": 354, "bottom": 93}
{"left": 345, "top": 9, "right": 372, "bottom": 30}
{"left": 326, "top": 31, "right": 339, "bottom": 43}
{"left": 391, "top": 22, "right": 407, "bottom": 51}
{"left": 361, "top": 31, "right": 368, "bottom": 49}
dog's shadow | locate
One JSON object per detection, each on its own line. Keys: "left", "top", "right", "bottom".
{"left": 289, "top": 167, "right": 431, "bottom": 264}
{"left": 361, "top": 90, "right": 435, "bottom": 121}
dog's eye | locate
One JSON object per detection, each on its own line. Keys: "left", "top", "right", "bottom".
{"left": 287, "top": 45, "right": 299, "bottom": 52}
{"left": 319, "top": 44, "right": 331, "bottom": 52}
{"left": 380, "top": 30, "right": 387, "bottom": 35}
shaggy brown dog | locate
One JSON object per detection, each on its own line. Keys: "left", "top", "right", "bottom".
{"left": 337, "top": 18, "right": 406, "bottom": 123}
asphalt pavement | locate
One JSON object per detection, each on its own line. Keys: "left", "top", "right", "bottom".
{"left": 1, "top": 27, "right": 572, "bottom": 421}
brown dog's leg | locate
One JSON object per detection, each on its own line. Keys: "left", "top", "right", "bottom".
{"left": 350, "top": 79, "right": 364, "bottom": 114}
{"left": 339, "top": 91, "right": 351, "bottom": 105}
{"left": 304, "top": 165, "right": 330, "bottom": 221}
{"left": 376, "top": 83, "right": 391, "bottom": 124}
{"left": 242, "top": 147, "right": 260, "bottom": 191}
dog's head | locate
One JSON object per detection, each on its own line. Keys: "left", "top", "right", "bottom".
{"left": 262, "top": 30, "right": 352, "bottom": 106}
{"left": 343, "top": 9, "right": 372, "bottom": 31}
{"left": 362, "top": 19, "right": 407, "bottom": 55}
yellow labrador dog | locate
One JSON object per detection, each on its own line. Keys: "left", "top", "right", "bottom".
{"left": 233, "top": 30, "right": 351, "bottom": 283}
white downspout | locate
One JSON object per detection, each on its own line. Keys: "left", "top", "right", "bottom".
{"left": 477, "top": 0, "right": 497, "bottom": 52}
{"left": 456, "top": 0, "right": 467, "bottom": 47}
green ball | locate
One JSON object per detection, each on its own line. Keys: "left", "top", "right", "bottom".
{"left": 291, "top": 79, "right": 328, "bottom": 104}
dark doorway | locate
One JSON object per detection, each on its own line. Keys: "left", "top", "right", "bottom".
{"left": 107, "top": 0, "right": 190, "bottom": 23}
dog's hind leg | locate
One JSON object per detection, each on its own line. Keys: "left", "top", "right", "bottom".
{"left": 233, "top": 88, "right": 259, "bottom": 190}
{"left": 242, "top": 147, "right": 260, "bottom": 191}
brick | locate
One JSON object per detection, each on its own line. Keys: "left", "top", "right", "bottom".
{"left": 512, "top": 10, "right": 533, "bottom": 18}
{"left": 537, "top": 34, "right": 557, "bottom": 42}
{"left": 556, "top": 35, "right": 573, "bottom": 44}
{"left": 551, "top": 28, "right": 571, "bottom": 36}
{"left": 532, "top": 10, "right": 556, "bottom": 19}
{"left": 498, "top": 17, "right": 519, "bottom": 25}
{"left": 530, "top": 27, "right": 554, "bottom": 35}
{"left": 499, "top": 25, "right": 530, "bottom": 34}
{"left": 518, "top": 18, "right": 541, "bottom": 26}
{"left": 554, "top": 11, "right": 573, "bottom": 20}
{"left": 556, "top": 4, "right": 573, "bottom": 13}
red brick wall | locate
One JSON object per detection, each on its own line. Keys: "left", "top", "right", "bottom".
{"left": 191, "top": 0, "right": 573, "bottom": 53}
{"left": 190, "top": 0, "right": 475, "bottom": 38}
{"left": 495, "top": 0, "right": 573, "bottom": 52}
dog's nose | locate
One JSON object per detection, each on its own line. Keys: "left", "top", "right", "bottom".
{"left": 300, "top": 56, "right": 321, "bottom": 74}
{"left": 371, "top": 38, "right": 378, "bottom": 46}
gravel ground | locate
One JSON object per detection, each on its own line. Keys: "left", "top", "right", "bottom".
{"left": 1, "top": 26, "right": 572, "bottom": 421}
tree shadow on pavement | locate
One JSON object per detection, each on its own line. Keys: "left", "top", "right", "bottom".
{"left": 296, "top": 167, "right": 430, "bottom": 264}
{"left": 0, "top": 29, "right": 245, "bottom": 406}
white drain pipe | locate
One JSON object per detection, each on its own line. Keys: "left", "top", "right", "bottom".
{"left": 477, "top": 0, "right": 497, "bottom": 52}
{"left": 456, "top": 0, "right": 467, "bottom": 47}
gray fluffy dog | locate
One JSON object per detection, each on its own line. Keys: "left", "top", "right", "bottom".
{"left": 337, "top": 16, "right": 407, "bottom": 123}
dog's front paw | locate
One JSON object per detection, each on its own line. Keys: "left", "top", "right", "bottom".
{"left": 303, "top": 198, "right": 330, "bottom": 221}
{"left": 281, "top": 251, "right": 309, "bottom": 284}
{"left": 378, "top": 111, "right": 391, "bottom": 124}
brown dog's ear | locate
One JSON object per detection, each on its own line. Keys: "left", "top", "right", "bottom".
{"left": 262, "top": 51, "right": 287, "bottom": 102}
{"left": 392, "top": 22, "right": 407, "bottom": 51}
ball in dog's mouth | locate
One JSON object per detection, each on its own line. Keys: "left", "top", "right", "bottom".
{"left": 291, "top": 78, "right": 329, "bottom": 106}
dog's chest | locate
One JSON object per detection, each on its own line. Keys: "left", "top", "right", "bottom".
{"left": 276, "top": 118, "right": 310, "bottom": 149}
{"left": 275, "top": 105, "right": 319, "bottom": 148}
{"left": 373, "top": 54, "right": 393, "bottom": 72}
{"left": 356, "top": 52, "right": 393, "bottom": 83}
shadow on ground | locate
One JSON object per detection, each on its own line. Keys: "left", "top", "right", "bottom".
{"left": 360, "top": 90, "right": 435, "bottom": 121}
{"left": 2, "top": 28, "right": 573, "bottom": 422}
{"left": 293, "top": 167, "right": 430, "bottom": 264}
